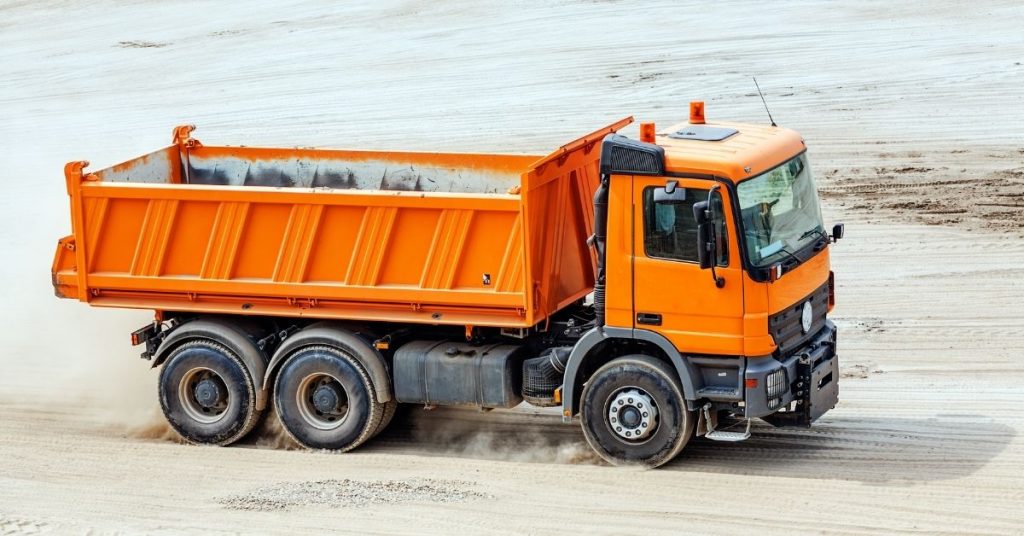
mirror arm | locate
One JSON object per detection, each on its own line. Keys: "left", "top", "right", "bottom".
{"left": 710, "top": 264, "right": 725, "bottom": 288}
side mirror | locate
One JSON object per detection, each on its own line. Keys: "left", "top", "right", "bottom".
{"left": 692, "top": 197, "right": 724, "bottom": 288}
{"left": 692, "top": 200, "right": 713, "bottom": 269}
{"left": 831, "top": 223, "right": 845, "bottom": 242}
{"left": 692, "top": 200, "right": 709, "bottom": 225}
{"left": 696, "top": 220, "right": 714, "bottom": 269}
{"left": 654, "top": 180, "right": 687, "bottom": 204}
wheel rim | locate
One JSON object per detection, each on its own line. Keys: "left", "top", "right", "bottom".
{"left": 607, "top": 387, "right": 659, "bottom": 441}
{"left": 178, "top": 367, "right": 230, "bottom": 424}
{"left": 296, "top": 373, "right": 349, "bottom": 431}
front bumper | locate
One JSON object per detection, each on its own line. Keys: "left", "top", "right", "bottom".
{"left": 745, "top": 320, "right": 838, "bottom": 425}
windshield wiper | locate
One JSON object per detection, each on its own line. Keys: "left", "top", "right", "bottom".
{"left": 799, "top": 225, "right": 827, "bottom": 242}
{"left": 799, "top": 225, "right": 830, "bottom": 252}
{"left": 761, "top": 243, "right": 802, "bottom": 268}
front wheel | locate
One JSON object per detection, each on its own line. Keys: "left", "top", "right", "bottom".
{"left": 580, "top": 355, "right": 694, "bottom": 467}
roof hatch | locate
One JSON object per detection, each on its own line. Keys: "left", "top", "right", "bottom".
{"left": 665, "top": 125, "right": 738, "bottom": 142}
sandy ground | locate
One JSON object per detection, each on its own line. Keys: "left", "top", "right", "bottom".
{"left": 1, "top": 1, "right": 1023, "bottom": 534}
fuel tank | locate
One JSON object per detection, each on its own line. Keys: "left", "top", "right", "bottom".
{"left": 393, "top": 341, "right": 526, "bottom": 408}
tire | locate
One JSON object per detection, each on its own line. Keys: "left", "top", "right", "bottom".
{"left": 372, "top": 399, "right": 400, "bottom": 438}
{"left": 158, "top": 340, "right": 262, "bottom": 446}
{"left": 273, "top": 345, "right": 383, "bottom": 451}
{"left": 579, "top": 355, "right": 694, "bottom": 467}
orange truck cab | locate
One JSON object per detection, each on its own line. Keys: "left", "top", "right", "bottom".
{"left": 52, "top": 104, "right": 841, "bottom": 467}
{"left": 571, "top": 105, "right": 842, "bottom": 453}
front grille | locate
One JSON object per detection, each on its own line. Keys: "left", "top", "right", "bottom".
{"left": 768, "top": 281, "right": 829, "bottom": 356}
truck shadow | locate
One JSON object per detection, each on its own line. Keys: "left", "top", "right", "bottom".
{"left": 369, "top": 408, "right": 1014, "bottom": 484}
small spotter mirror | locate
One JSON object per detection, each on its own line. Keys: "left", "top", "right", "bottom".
{"left": 654, "top": 181, "right": 687, "bottom": 204}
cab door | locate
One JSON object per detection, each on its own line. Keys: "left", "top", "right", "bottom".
{"left": 631, "top": 176, "right": 745, "bottom": 356}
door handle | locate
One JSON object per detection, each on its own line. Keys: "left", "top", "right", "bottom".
{"left": 637, "top": 313, "right": 662, "bottom": 326}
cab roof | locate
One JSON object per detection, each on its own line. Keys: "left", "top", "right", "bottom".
{"left": 656, "top": 120, "right": 805, "bottom": 182}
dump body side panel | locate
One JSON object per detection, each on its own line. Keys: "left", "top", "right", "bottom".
{"left": 54, "top": 181, "right": 532, "bottom": 327}
{"left": 53, "top": 121, "right": 632, "bottom": 328}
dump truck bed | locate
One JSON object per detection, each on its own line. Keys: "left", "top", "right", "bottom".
{"left": 52, "top": 119, "right": 631, "bottom": 328}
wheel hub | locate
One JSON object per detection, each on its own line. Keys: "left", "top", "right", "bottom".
{"left": 178, "top": 367, "right": 229, "bottom": 424}
{"left": 312, "top": 384, "right": 341, "bottom": 414}
{"left": 296, "top": 373, "right": 349, "bottom": 430}
{"left": 194, "top": 378, "right": 223, "bottom": 408}
{"left": 608, "top": 388, "right": 658, "bottom": 441}
{"left": 620, "top": 405, "right": 642, "bottom": 428}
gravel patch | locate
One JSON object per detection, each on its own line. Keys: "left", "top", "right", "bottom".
{"left": 218, "top": 479, "right": 489, "bottom": 511}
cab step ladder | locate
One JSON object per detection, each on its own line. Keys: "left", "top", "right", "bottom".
{"left": 702, "top": 403, "right": 751, "bottom": 442}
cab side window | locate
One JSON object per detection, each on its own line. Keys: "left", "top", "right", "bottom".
{"left": 643, "top": 187, "right": 728, "bottom": 265}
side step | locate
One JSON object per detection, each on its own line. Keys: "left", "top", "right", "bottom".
{"left": 702, "top": 403, "right": 751, "bottom": 442}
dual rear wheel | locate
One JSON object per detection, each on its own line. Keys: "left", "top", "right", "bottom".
{"left": 158, "top": 338, "right": 396, "bottom": 450}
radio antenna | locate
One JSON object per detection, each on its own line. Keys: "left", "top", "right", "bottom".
{"left": 752, "top": 77, "right": 777, "bottom": 127}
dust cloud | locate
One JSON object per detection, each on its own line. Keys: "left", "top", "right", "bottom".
{"left": 387, "top": 406, "right": 604, "bottom": 465}
{"left": 245, "top": 408, "right": 302, "bottom": 451}
{"left": 125, "top": 411, "right": 185, "bottom": 444}
{"left": 0, "top": 162, "right": 163, "bottom": 436}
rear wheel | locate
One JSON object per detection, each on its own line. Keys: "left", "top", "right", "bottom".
{"left": 372, "top": 399, "right": 400, "bottom": 438}
{"left": 273, "top": 345, "right": 383, "bottom": 451}
{"left": 580, "top": 355, "right": 694, "bottom": 467}
{"left": 158, "top": 340, "right": 261, "bottom": 445}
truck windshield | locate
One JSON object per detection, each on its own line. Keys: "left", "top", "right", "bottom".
{"left": 736, "top": 154, "right": 824, "bottom": 268}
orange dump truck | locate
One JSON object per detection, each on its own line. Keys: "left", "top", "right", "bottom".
{"left": 52, "top": 106, "right": 842, "bottom": 466}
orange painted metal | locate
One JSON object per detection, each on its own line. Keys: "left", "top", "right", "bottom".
{"left": 602, "top": 115, "right": 824, "bottom": 358}
{"left": 627, "top": 176, "right": 746, "bottom": 355}
{"left": 53, "top": 120, "right": 633, "bottom": 328}
{"left": 52, "top": 114, "right": 826, "bottom": 360}
{"left": 658, "top": 119, "right": 805, "bottom": 181}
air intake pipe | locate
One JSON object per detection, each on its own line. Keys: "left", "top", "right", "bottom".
{"left": 592, "top": 175, "right": 609, "bottom": 328}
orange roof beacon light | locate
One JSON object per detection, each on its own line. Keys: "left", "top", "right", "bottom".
{"left": 689, "top": 101, "right": 706, "bottom": 124}
{"left": 639, "top": 122, "right": 656, "bottom": 143}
